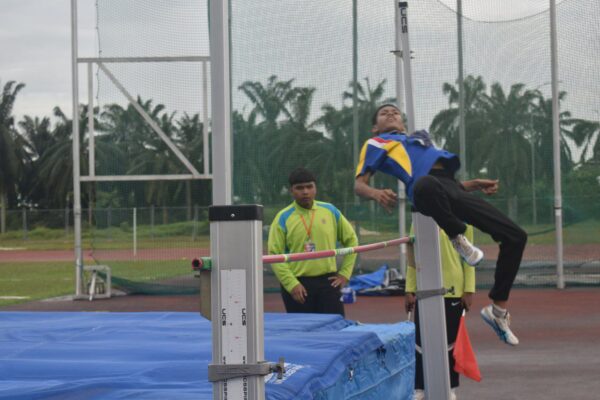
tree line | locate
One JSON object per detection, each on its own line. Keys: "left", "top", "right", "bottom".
{"left": 1, "top": 75, "right": 599, "bottom": 231}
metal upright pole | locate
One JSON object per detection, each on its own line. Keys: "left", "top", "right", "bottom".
{"left": 352, "top": 0, "right": 359, "bottom": 175}
{"left": 208, "top": 3, "right": 272, "bottom": 400}
{"left": 457, "top": 0, "right": 467, "bottom": 181}
{"left": 549, "top": 0, "right": 564, "bottom": 289}
{"left": 88, "top": 62, "right": 95, "bottom": 178}
{"left": 398, "top": 3, "right": 451, "bottom": 399}
{"left": 71, "top": 0, "right": 84, "bottom": 297}
{"left": 209, "top": 0, "right": 232, "bottom": 206}
{"left": 202, "top": 60, "right": 210, "bottom": 175}
{"left": 397, "top": 2, "right": 415, "bottom": 134}
{"left": 208, "top": 205, "right": 266, "bottom": 400}
{"left": 413, "top": 213, "right": 452, "bottom": 399}
{"left": 352, "top": 0, "right": 363, "bottom": 269}
{"left": 133, "top": 207, "right": 137, "bottom": 257}
{"left": 393, "top": 0, "right": 407, "bottom": 276}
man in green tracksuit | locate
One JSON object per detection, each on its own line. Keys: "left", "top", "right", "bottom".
{"left": 268, "top": 168, "right": 358, "bottom": 317}
{"left": 405, "top": 225, "right": 476, "bottom": 400}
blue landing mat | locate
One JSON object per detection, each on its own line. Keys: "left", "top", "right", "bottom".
{"left": 0, "top": 312, "right": 414, "bottom": 400}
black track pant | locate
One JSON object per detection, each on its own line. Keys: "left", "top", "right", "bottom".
{"left": 281, "top": 273, "right": 345, "bottom": 317}
{"left": 414, "top": 298, "right": 463, "bottom": 389}
{"left": 412, "top": 170, "right": 527, "bottom": 301}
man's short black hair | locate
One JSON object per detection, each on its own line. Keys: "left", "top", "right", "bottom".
{"left": 289, "top": 167, "right": 316, "bottom": 186}
{"left": 371, "top": 103, "right": 401, "bottom": 125}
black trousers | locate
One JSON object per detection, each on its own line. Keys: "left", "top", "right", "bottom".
{"left": 280, "top": 273, "right": 345, "bottom": 317}
{"left": 414, "top": 298, "right": 463, "bottom": 389}
{"left": 412, "top": 170, "right": 527, "bottom": 301}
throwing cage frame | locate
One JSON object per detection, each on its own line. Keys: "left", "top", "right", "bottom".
{"left": 69, "top": 0, "right": 566, "bottom": 399}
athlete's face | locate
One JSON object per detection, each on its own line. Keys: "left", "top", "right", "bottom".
{"left": 373, "top": 106, "right": 405, "bottom": 134}
{"left": 290, "top": 181, "right": 317, "bottom": 209}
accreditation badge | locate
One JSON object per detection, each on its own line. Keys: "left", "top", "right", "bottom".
{"left": 304, "top": 241, "right": 316, "bottom": 253}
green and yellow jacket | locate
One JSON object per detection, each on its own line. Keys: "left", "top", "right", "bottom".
{"left": 268, "top": 201, "right": 358, "bottom": 293}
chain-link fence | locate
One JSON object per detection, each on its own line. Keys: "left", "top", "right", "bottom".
{"left": 8, "top": 0, "right": 594, "bottom": 294}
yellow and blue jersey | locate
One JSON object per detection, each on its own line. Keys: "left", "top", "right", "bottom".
{"left": 355, "top": 130, "right": 460, "bottom": 203}
{"left": 268, "top": 201, "right": 358, "bottom": 293}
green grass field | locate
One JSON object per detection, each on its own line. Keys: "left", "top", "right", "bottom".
{"left": 1, "top": 219, "right": 598, "bottom": 307}
{"left": 0, "top": 260, "right": 192, "bottom": 307}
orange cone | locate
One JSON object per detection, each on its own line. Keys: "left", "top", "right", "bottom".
{"left": 453, "top": 310, "right": 482, "bottom": 382}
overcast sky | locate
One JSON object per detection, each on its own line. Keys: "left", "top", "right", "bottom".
{"left": 0, "top": 0, "right": 96, "bottom": 122}
{"left": 2, "top": 0, "right": 594, "bottom": 155}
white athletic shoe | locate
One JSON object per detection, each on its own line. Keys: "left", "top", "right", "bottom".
{"left": 451, "top": 234, "right": 484, "bottom": 266}
{"left": 481, "top": 305, "right": 519, "bottom": 346}
{"left": 450, "top": 388, "right": 457, "bottom": 400}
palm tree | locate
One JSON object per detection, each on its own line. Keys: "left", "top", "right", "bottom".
{"left": 569, "top": 119, "right": 600, "bottom": 164}
{"left": 528, "top": 90, "right": 577, "bottom": 181}
{"left": 238, "top": 75, "right": 298, "bottom": 126}
{"left": 429, "top": 75, "right": 488, "bottom": 177}
{"left": 235, "top": 76, "right": 324, "bottom": 204}
{"left": 0, "top": 80, "right": 25, "bottom": 233}
{"left": 177, "top": 112, "right": 210, "bottom": 214}
{"left": 479, "top": 82, "right": 538, "bottom": 218}
{"left": 312, "top": 78, "right": 391, "bottom": 204}
{"left": 17, "top": 115, "right": 52, "bottom": 207}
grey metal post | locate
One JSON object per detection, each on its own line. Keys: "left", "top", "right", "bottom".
{"left": 549, "top": 0, "right": 564, "bottom": 289}
{"left": 192, "top": 204, "right": 199, "bottom": 241}
{"left": 71, "top": 0, "right": 84, "bottom": 297}
{"left": 209, "top": 0, "right": 232, "bottom": 206}
{"left": 352, "top": 0, "right": 358, "bottom": 173}
{"left": 88, "top": 62, "right": 95, "bottom": 178}
{"left": 150, "top": 204, "right": 155, "bottom": 238}
{"left": 393, "top": 0, "right": 407, "bottom": 276}
{"left": 65, "top": 205, "right": 70, "bottom": 237}
{"left": 209, "top": 205, "right": 265, "bottom": 400}
{"left": 457, "top": 0, "right": 467, "bottom": 181}
{"left": 397, "top": 2, "right": 415, "bottom": 134}
{"left": 202, "top": 61, "right": 210, "bottom": 175}
{"left": 352, "top": 0, "right": 363, "bottom": 269}
{"left": 22, "top": 208, "right": 27, "bottom": 240}
{"left": 531, "top": 134, "right": 537, "bottom": 225}
{"left": 413, "top": 213, "right": 452, "bottom": 399}
{"left": 400, "top": 2, "right": 451, "bottom": 397}
{"left": 133, "top": 207, "right": 137, "bottom": 257}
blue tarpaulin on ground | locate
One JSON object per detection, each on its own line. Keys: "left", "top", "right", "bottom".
{"left": 0, "top": 312, "right": 414, "bottom": 399}
{"left": 348, "top": 265, "right": 388, "bottom": 291}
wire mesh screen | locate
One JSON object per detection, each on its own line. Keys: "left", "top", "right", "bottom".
{"left": 405, "top": 0, "right": 600, "bottom": 286}
{"left": 87, "top": 0, "right": 212, "bottom": 295}
{"left": 87, "top": 0, "right": 600, "bottom": 294}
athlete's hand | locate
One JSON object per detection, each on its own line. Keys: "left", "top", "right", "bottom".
{"left": 405, "top": 292, "right": 416, "bottom": 313}
{"left": 290, "top": 283, "right": 308, "bottom": 304}
{"left": 461, "top": 292, "right": 473, "bottom": 311}
{"left": 328, "top": 274, "right": 348, "bottom": 288}
{"left": 462, "top": 179, "right": 499, "bottom": 195}
{"left": 478, "top": 179, "right": 499, "bottom": 195}
{"left": 376, "top": 188, "right": 398, "bottom": 212}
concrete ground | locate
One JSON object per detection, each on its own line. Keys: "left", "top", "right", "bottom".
{"left": 3, "top": 288, "right": 600, "bottom": 400}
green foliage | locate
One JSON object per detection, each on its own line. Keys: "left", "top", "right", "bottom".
{"left": 1, "top": 72, "right": 598, "bottom": 235}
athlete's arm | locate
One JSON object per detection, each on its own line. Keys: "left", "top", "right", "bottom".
{"left": 462, "top": 178, "right": 499, "bottom": 195}
{"left": 354, "top": 172, "right": 398, "bottom": 213}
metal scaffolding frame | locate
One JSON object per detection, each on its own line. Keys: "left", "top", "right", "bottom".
{"left": 70, "top": 0, "right": 212, "bottom": 297}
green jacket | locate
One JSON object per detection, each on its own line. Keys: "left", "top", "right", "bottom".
{"left": 268, "top": 201, "right": 358, "bottom": 293}
{"left": 406, "top": 225, "right": 476, "bottom": 298}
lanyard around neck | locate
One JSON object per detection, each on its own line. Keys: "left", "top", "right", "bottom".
{"left": 299, "top": 210, "right": 316, "bottom": 240}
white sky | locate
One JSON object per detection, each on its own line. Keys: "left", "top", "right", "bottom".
{"left": 1, "top": 0, "right": 563, "bottom": 123}
{"left": 1, "top": 0, "right": 596, "bottom": 166}
{"left": 0, "top": 0, "right": 96, "bottom": 122}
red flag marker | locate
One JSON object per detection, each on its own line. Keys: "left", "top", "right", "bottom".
{"left": 453, "top": 310, "right": 482, "bottom": 382}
